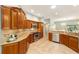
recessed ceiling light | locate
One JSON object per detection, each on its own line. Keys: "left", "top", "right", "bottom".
{"left": 51, "top": 5, "right": 56, "bottom": 9}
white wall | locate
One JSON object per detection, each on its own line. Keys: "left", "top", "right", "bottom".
{"left": 0, "top": 6, "right": 1, "bottom": 29}
{"left": 50, "top": 19, "right": 79, "bottom": 32}
{"left": 0, "top": 6, "right": 2, "bottom": 53}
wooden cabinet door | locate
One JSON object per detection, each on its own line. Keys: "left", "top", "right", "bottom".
{"left": 48, "top": 33, "right": 52, "bottom": 41}
{"left": 11, "top": 9, "right": 18, "bottom": 29}
{"left": 25, "top": 20, "right": 27, "bottom": 28}
{"left": 26, "top": 20, "right": 32, "bottom": 29}
{"left": 59, "top": 34, "right": 69, "bottom": 46}
{"left": 26, "top": 39, "right": 30, "bottom": 53}
{"left": 17, "top": 11, "right": 23, "bottom": 29}
{"left": 37, "top": 22, "right": 43, "bottom": 38}
{"left": 21, "top": 11, "right": 25, "bottom": 29}
{"left": 37, "top": 22, "right": 41, "bottom": 32}
{"left": 27, "top": 34, "right": 34, "bottom": 43}
{"left": 2, "top": 6, "right": 11, "bottom": 29}
{"left": 68, "top": 36, "right": 78, "bottom": 52}
{"left": 2, "top": 42, "right": 18, "bottom": 54}
{"left": 19, "top": 39, "right": 27, "bottom": 54}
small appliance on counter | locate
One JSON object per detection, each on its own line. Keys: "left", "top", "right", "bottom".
{"left": 7, "top": 34, "right": 17, "bottom": 42}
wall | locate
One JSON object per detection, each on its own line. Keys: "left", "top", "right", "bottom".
{"left": 0, "top": 6, "right": 2, "bottom": 53}
{"left": 0, "top": 6, "right": 5, "bottom": 44}
{"left": 0, "top": 6, "right": 1, "bottom": 45}
{"left": 50, "top": 19, "right": 79, "bottom": 32}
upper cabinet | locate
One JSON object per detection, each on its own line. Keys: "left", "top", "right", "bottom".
{"left": 26, "top": 20, "right": 32, "bottom": 29}
{"left": 2, "top": 6, "right": 11, "bottom": 29}
{"left": 11, "top": 8, "right": 18, "bottom": 29}
{"left": 1, "top": 6, "right": 43, "bottom": 30}
{"left": 20, "top": 10, "right": 26, "bottom": 29}
{"left": 37, "top": 22, "right": 43, "bottom": 38}
{"left": 37, "top": 22, "right": 43, "bottom": 32}
{"left": 1, "top": 6, "right": 27, "bottom": 29}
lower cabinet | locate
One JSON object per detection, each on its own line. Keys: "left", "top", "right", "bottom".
{"left": 59, "top": 34, "right": 79, "bottom": 53}
{"left": 2, "top": 33, "right": 34, "bottom": 54}
{"left": 48, "top": 32, "right": 52, "bottom": 41}
{"left": 68, "top": 36, "right": 79, "bottom": 52}
{"left": 18, "top": 39, "right": 27, "bottom": 54}
{"left": 59, "top": 34, "right": 69, "bottom": 46}
{"left": 27, "top": 34, "right": 34, "bottom": 43}
{"left": 2, "top": 42, "right": 19, "bottom": 54}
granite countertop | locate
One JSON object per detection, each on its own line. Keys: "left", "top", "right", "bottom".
{"left": 60, "top": 32, "right": 79, "bottom": 38}
{"left": 0, "top": 29, "right": 35, "bottom": 45}
{"left": 49, "top": 31, "right": 79, "bottom": 38}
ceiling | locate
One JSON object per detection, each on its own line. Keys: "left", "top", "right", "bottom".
{"left": 20, "top": 5, "right": 79, "bottom": 21}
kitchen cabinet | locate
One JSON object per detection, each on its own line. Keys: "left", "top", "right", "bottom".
{"left": 25, "top": 20, "right": 28, "bottom": 28}
{"left": 13, "top": 8, "right": 21, "bottom": 29}
{"left": 48, "top": 32, "right": 52, "bottom": 41}
{"left": 18, "top": 33, "right": 34, "bottom": 54}
{"left": 18, "top": 38, "right": 27, "bottom": 54}
{"left": 12, "top": 8, "right": 26, "bottom": 29}
{"left": 27, "top": 33, "right": 34, "bottom": 43}
{"left": 59, "top": 34, "right": 69, "bottom": 46}
{"left": 11, "top": 9, "right": 18, "bottom": 29}
{"left": 37, "top": 22, "right": 42, "bottom": 32}
{"left": 17, "top": 10, "right": 24, "bottom": 29}
{"left": 68, "top": 36, "right": 79, "bottom": 52}
{"left": 17, "top": 9, "right": 23, "bottom": 29}
{"left": 2, "top": 6, "right": 11, "bottom": 29}
{"left": 26, "top": 20, "right": 32, "bottom": 29}
{"left": 21, "top": 10, "right": 26, "bottom": 29}
{"left": 2, "top": 42, "right": 19, "bottom": 54}
{"left": 59, "top": 34, "right": 79, "bottom": 53}
{"left": 37, "top": 22, "right": 43, "bottom": 38}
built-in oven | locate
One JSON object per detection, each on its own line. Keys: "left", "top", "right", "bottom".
{"left": 32, "top": 23, "right": 37, "bottom": 30}
{"left": 34, "top": 32, "right": 41, "bottom": 42}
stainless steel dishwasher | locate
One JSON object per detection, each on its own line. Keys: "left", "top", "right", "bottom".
{"left": 53, "top": 33, "right": 59, "bottom": 43}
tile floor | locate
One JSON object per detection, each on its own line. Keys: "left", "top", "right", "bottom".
{"left": 27, "top": 38, "right": 77, "bottom": 54}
